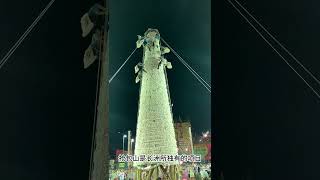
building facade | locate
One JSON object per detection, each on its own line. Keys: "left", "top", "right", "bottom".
{"left": 174, "top": 121, "right": 194, "bottom": 155}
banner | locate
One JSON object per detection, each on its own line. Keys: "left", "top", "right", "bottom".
{"left": 80, "top": 13, "right": 94, "bottom": 37}
{"left": 117, "top": 162, "right": 127, "bottom": 169}
{"left": 193, "top": 143, "right": 211, "bottom": 161}
{"left": 83, "top": 47, "right": 97, "bottom": 69}
{"left": 116, "top": 149, "right": 127, "bottom": 159}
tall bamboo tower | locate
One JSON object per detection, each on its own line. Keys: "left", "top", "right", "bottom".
{"left": 133, "top": 28, "right": 179, "bottom": 179}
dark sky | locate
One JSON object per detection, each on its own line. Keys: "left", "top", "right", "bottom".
{"left": 0, "top": 0, "right": 210, "bottom": 179}
{"left": 214, "top": 0, "right": 320, "bottom": 179}
{"left": 0, "top": 0, "right": 98, "bottom": 179}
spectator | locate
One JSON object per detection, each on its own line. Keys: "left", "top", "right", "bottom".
{"left": 195, "top": 167, "right": 202, "bottom": 180}
{"left": 118, "top": 171, "right": 125, "bottom": 180}
{"left": 189, "top": 167, "right": 195, "bottom": 180}
{"left": 182, "top": 168, "right": 189, "bottom": 180}
{"left": 201, "top": 169, "right": 209, "bottom": 180}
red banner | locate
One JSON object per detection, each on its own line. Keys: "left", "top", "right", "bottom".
{"left": 194, "top": 143, "right": 211, "bottom": 161}
{"left": 205, "top": 144, "right": 211, "bottom": 161}
{"left": 115, "top": 149, "right": 127, "bottom": 159}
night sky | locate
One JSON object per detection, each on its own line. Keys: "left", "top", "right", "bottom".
{"left": 0, "top": 0, "right": 99, "bottom": 179}
{"left": 214, "top": 0, "right": 320, "bottom": 179}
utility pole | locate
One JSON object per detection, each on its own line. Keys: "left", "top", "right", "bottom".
{"left": 127, "top": 130, "right": 132, "bottom": 155}
{"left": 81, "top": 0, "right": 109, "bottom": 179}
{"left": 91, "top": 1, "right": 109, "bottom": 179}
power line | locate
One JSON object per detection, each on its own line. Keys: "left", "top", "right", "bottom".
{"left": 0, "top": 0, "right": 55, "bottom": 70}
{"left": 108, "top": 48, "right": 137, "bottom": 84}
{"left": 233, "top": 0, "right": 320, "bottom": 86}
{"left": 161, "top": 38, "right": 212, "bottom": 94}
{"left": 227, "top": 0, "right": 320, "bottom": 99}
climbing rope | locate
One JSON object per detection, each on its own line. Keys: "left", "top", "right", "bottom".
{"left": 108, "top": 48, "right": 137, "bottom": 83}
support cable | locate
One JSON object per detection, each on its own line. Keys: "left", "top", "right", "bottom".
{"left": 161, "top": 38, "right": 211, "bottom": 89}
{"left": 227, "top": 0, "right": 320, "bottom": 99}
{"left": 161, "top": 38, "right": 212, "bottom": 94}
{"left": 0, "top": 0, "right": 55, "bottom": 70}
{"left": 108, "top": 48, "right": 137, "bottom": 83}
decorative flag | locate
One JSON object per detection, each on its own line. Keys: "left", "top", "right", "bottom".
{"left": 83, "top": 47, "right": 97, "bottom": 69}
{"left": 166, "top": 61, "right": 172, "bottom": 69}
{"left": 83, "top": 30, "right": 101, "bottom": 69}
{"left": 135, "top": 62, "right": 144, "bottom": 73}
{"left": 161, "top": 46, "right": 170, "bottom": 54}
{"left": 80, "top": 13, "right": 94, "bottom": 37}
{"left": 90, "top": 30, "right": 101, "bottom": 53}
{"left": 89, "top": 3, "right": 106, "bottom": 16}
{"left": 135, "top": 72, "right": 142, "bottom": 83}
{"left": 135, "top": 65, "right": 139, "bottom": 74}
{"left": 136, "top": 36, "right": 144, "bottom": 48}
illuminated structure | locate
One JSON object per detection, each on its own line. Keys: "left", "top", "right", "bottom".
{"left": 133, "top": 28, "right": 179, "bottom": 179}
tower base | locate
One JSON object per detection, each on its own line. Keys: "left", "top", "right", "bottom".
{"left": 135, "top": 164, "right": 181, "bottom": 180}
